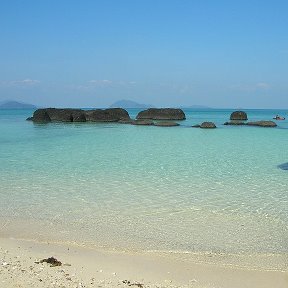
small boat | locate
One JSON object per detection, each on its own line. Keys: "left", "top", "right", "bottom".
{"left": 273, "top": 116, "right": 285, "bottom": 120}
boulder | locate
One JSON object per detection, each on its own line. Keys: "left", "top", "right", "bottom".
{"left": 131, "top": 120, "right": 154, "bottom": 125}
{"left": 85, "top": 108, "right": 130, "bottom": 122}
{"left": 200, "top": 122, "right": 216, "bottom": 129}
{"left": 230, "top": 111, "right": 248, "bottom": 120}
{"left": 136, "top": 108, "right": 186, "bottom": 120}
{"left": 44, "top": 108, "right": 79, "bottom": 122}
{"left": 32, "top": 109, "right": 51, "bottom": 122}
{"left": 247, "top": 121, "right": 277, "bottom": 127}
{"left": 29, "top": 108, "right": 130, "bottom": 123}
{"left": 71, "top": 111, "right": 86, "bottom": 122}
{"left": 223, "top": 121, "right": 246, "bottom": 125}
{"left": 106, "top": 108, "right": 130, "bottom": 121}
{"left": 118, "top": 119, "right": 134, "bottom": 124}
{"left": 191, "top": 124, "right": 201, "bottom": 128}
{"left": 154, "top": 121, "right": 179, "bottom": 127}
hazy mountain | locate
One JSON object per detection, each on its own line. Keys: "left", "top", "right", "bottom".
{"left": 0, "top": 100, "right": 37, "bottom": 109}
{"left": 109, "top": 99, "right": 154, "bottom": 109}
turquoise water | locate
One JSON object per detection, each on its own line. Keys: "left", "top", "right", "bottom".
{"left": 0, "top": 108, "right": 287, "bottom": 268}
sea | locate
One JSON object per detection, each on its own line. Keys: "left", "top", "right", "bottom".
{"left": 0, "top": 108, "right": 287, "bottom": 270}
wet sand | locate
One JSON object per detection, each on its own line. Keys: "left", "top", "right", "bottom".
{"left": 0, "top": 237, "right": 287, "bottom": 288}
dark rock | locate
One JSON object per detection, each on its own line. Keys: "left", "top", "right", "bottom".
{"left": 85, "top": 108, "right": 130, "bottom": 122}
{"left": 278, "top": 163, "right": 288, "bottom": 170}
{"left": 39, "top": 257, "right": 62, "bottom": 267}
{"left": 191, "top": 124, "right": 201, "bottom": 128}
{"left": 223, "top": 121, "right": 246, "bottom": 125}
{"left": 136, "top": 108, "right": 186, "bottom": 120}
{"left": 154, "top": 121, "right": 179, "bottom": 127}
{"left": 71, "top": 111, "right": 86, "bottom": 122}
{"left": 200, "top": 122, "right": 216, "bottom": 129}
{"left": 29, "top": 108, "right": 130, "bottom": 123}
{"left": 44, "top": 108, "right": 75, "bottom": 122}
{"left": 131, "top": 120, "right": 154, "bottom": 125}
{"left": 32, "top": 109, "right": 51, "bottom": 122}
{"left": 118, "top": 119, "right": 134, "bottom": 124}
{"left": 105, "top": 108, "right": 130, "bottom": 121}
{"left": 230, "top": 111, "right": 248, "bottom": 120}
{"left": 26, "top": 117, "right": 33, "bottom": 121}
{"left": 122, "top": 280, "right": 144, "bottom": 288}
{"left": 247, "top": 121, "right": 277, "bottom": 127}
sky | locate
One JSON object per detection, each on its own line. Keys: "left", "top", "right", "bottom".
{"left": 0, "top": 0, "right": 288, "bottom": 108}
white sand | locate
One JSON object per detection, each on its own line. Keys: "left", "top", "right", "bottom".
{"left": 0, "top": 237, "right": 287, "bottom": 288}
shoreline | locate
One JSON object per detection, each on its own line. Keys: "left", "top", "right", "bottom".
{"left": 1, "top": 237, "right": 287, "bottom": 288}
{"left": 1, "top": 218, "right": 287, "bottom": 272}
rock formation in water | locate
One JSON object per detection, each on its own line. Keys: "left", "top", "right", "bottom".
{"left": 131, "top": 120, "right": 154, "bottom": 125}
{"left": 28, "top": 108, "right": 130, "bottom": 123}
{"left": 154, "top": 121, "right": 179, "bottom": 127}
{"left": 230, "top": 111, "right": 248, "bottom": 120}
{"left": 246, "top": 121, "right": 277, "bottom": 127}
{"left": 30, "top": 109, "right": 51, "bottom": 122}
{"left": 136, "top": 108, "right": 186, "bottom": 120}
{"left": 278, "top": 163, "right": 288, "bottom": 170}
{"left": 223, "top": 121, "right": 246, "bottom": 125}
{"left": 192, "top": 122, "right": 216, "bottom": 128}
{"left": 200, "top": 122, "right": 217, "bottom": 128}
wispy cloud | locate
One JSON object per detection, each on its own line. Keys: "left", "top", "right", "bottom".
{"left": 88, "top": 79, "right": 137, "bottom": 87}
{"left": 0, "top": 79, "right": 41, "bottom": 87}
{"left": 88, "top": 79, "right": 113, "bottom": 87}
{"left": 255, "top": 82, "right": 270, "bottom": 90}
{"left": 69, "top": 80, "right": 136, "bottom": 91}
{"left": 159, "top": 82, "right": 195, "bottom": 94}
{"left": 231, "top": 82, "right": 271, "bottom": 92}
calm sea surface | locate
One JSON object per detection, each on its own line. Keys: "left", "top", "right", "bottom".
{"left": 0, "top": 108, "right": 287, "bottom": 269}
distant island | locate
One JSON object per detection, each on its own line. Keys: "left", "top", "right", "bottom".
{"left": 109, "top": 99, "right": 154, "bottom": 109}
{"left": 0, "top": 100, "right": 37, "bottom": 109}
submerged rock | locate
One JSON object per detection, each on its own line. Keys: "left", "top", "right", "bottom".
{"left": 230, "top": 111, "right": 248, "bottom": 120}
{"left": 154, "top": 121, "right": 179, "bottom": 127}
{"left": 200, "top": 122, "right": 216, "bottom": 129}
{"left": 136, "top": 108, "right": 186, "bottom": 120}
{"left": 223, "top": 121, "right": 246, "bottom": 125}
{"left": 118, "top": 119, "right": 134, "bottom": 124}
{"left": 278, "top": 163, "right": 288, "bottom": 170}
{"left": 131, "top": 120, "right": 154, "bottom": 125}
{"left": 191, "top": 122, "right": 216, "bottom": 128}
{"left": 247, "top": 121, "right": 277, "bottom": 127}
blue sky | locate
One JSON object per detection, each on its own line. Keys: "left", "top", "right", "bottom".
{"left": 0, "top": 0, "right": 288, "bottom": 108}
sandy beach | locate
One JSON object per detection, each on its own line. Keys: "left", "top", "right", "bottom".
{"left": 1, "top": 0, "right": 288, "bottom": 287}
{"left": 0, "top": 237, "right": 287, "bottom": 288}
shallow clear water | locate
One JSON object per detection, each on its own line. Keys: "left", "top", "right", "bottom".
{"left": 0, "top": 108, "right": 287, "bottom": 268}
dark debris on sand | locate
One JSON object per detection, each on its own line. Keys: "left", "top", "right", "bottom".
{"left": 122, "top": 280, "right": 144, "bottom": 287}
{"left": 37, "top": 257, "right": 62, "bottom": 267}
